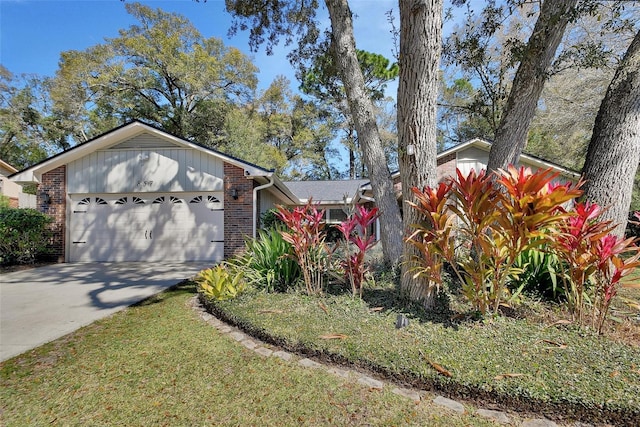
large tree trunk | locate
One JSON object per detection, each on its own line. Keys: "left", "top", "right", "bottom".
{"left": 325, "top": 0, "right": 403, "bottom": 264}
{"left": 486, "top": 0, "right": 577, "bottom": 172}
{"left": 397, "top": 0, "right": 443, "bottom": 306}
{"left": 582, "top": 29, "right": 640, "bottom": 238}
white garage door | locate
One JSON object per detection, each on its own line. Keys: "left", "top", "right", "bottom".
{"left": 69, "top": 192, "right": 224, "bottom": 262}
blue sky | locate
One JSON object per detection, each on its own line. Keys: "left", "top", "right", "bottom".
{"left": 0, "top": 0, "right": 399, "bottom": 93}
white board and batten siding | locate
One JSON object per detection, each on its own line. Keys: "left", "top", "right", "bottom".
{"left": 456, "top": 146, "right": 489, "bottom": 177}
{"left": 67, "top": 133, "right": 225, "bottom": 262}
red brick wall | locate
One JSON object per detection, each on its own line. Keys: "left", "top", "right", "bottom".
{"left": 223, "top": 163, "right": 254, "bottom": 259}
{"left": 436, "top": 153, "right": 457, "bottom": 183}
{"left": 39, "top": 166, "right": 66, "bottom": 262}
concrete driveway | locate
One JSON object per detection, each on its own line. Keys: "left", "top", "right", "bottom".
{"left": 0, "top": 262, "right": 212, "bottom": 362}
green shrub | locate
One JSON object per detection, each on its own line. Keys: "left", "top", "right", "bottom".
{"left": 626, "top": 211, "right": 640, "bottom": 239}
{"left": 196, "top": 264, "right": 245, "bottom": 301}
{"left": 511, "top": 247, "right": 562, "bottom": 301}
{"left": 0, "top": 207, "right": 52, "bottom": 266}
{"left": 0, "top": 195, "right": 10, "bottom": 208}
{"left": 229, "top": 226, "right": 301, "bottom": 293}
{"left": 260, "top": 208, "right": 285, "bottom": 230}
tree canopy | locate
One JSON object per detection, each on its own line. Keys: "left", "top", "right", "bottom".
{"left": 49, "top": 2, "right": 259, "bottom": 146}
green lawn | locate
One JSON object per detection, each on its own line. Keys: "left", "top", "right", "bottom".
{"left": 209, "top": 278, "right": 640, "bottom": 426}
{"left": 1, "top": 282, "right": 507, "bottom": 427}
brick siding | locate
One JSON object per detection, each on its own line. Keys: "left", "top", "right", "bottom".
{"left": 223, "top": 163, "right": 255, "bottom": 259}
{"left": 436, "top": 152, "right": 457, "bottom": 182}
{"left": 39, "top": 166, "right": 66, "bottom": 262}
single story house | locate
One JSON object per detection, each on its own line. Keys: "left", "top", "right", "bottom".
{"left": 10, "top": 122, "right": 580, "bottom": 263}
{"left": 9, "top": 121, "right": 298, "bottom": 263}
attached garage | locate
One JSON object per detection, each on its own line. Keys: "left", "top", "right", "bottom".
{"left": 9, "top": 121, "right": 299, "bottom": 264}
{"left": 69, "top": 192, "right": 224, "bottom": 262}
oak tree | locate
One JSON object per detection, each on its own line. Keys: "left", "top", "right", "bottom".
{"left": 49, "top": 2, "right": 258, "bottom": 146}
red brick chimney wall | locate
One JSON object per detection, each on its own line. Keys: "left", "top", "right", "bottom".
{"left": 223, "top": 163, "right": 254, "bottom": 259}
{"left": 39, "top": 166, "right": 66, "bottom": 262}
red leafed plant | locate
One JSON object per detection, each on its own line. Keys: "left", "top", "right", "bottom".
{"left": 276, "top": 200, "right": 328, "bottom": 296}
{"left": 407, "top": 166, "right": 582, "bottom": 315}
{"left": 336, "top": 205, "right": 379, "bottom": 298}
{"left": 405, "top": 181, "right": 457, "bottom": 303}
{"left": 555, "top": 201, "right": 640, "bottom": 332}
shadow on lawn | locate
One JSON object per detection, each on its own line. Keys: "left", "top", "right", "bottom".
{"left": 132, "top": 280, "right": 197, "bottom": 307}
{"left": 324, "top": 277, "right": 468, "bottom": 329}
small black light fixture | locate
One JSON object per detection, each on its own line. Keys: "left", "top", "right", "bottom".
{"left": 40, "top": 190, "right": 52, "bottom": 205}
{"left": 230, "top": 188, "right": 239, "bottom": 200}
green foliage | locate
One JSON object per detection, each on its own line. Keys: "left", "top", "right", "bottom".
{"left": 0, "top": 207, "right": 52, "bottom": 265}
{"left": 300, "top": 48, "right": 398, "bottom": 102}
{"left": 0, "top": 66, "right": 52, "bottom": 167}
{"left": 196, "top": 264, "right": 245, "bottom": 301}
{"left": 298, "top": 46, "right": 399, "bottom": 179}
{"left": 259, "top": 208, "right": 285, "bottom": 230}
{"left": 49, "top": 2, "right": 258, "bottom": 146}
{"left": 0, "top": 195, "right": 10, "bottom": 208}
{"left": 215, "top": 285, "right": 640, "bottom": 424}
{"left": 229, "top": 226, "right": 301, "bottom": 293}
{"left": 626, "top": 211, "right": 640, "bottom": 239}
{"left": 511, "top": 247, "right": 561, "bottom": 301}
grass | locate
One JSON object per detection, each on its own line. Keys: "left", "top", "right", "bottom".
{"left": 207, "top": 274, "right": 640, "bottom": 426}
{"left": 2, "top": 282, "right": 514, "bottom": 427}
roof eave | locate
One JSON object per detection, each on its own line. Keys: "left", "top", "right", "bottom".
{"left": 9, "top": 121, "right": 273, "bottom": 184}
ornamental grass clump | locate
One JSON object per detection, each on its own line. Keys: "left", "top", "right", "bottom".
{"left": 229, "top": 226, "right": 301, "bottom": 293}
{"left": 276, "top": 200, "right": 328, "bottom": 296}
{"left": 335, "top": 205, "right": 379, "bottom": 298}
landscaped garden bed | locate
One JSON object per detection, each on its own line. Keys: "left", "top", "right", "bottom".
{"left": 196, "top": 166, "right": 640, "bottom": 426}
{"left": 200, "top": 280, "right": 640, "bottom": 426}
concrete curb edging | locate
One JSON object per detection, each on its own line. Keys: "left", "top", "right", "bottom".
{"left": 190, "top": 296, "right": 579, "bottom": 427}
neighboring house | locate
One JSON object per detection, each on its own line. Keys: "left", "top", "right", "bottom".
{"left": 10, "top": 121, "right": 298, "bottom": 263}
{"left": 1, "top": 159, "right": 36, "bottom": 208}
{"left": 283, "top": 179, "right": 371, "bottom": 224}
{"left": 283, "top": 138, "right": 579, "bottom": 240}
{"left": 358, "top": 138, "right": 581, "bottom": 202}
{"left": 10, "top": 123, "right": 580, "bottom": 264}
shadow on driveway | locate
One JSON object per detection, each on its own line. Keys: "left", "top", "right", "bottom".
{"left": 0, "top": 262, "right": 212, "bottom": 361}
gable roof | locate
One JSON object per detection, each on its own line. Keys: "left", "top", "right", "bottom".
{"left": 10, "top": 120, "right": 274, "bottom": 184}
{"left": 283, "top": 179, "right": 370, "bottom": 204}
{"left": 439, "top": 138, "right": 581, "bottom": 179}
{"left": 0, "top": 159, "right": 18, "bottom": 176}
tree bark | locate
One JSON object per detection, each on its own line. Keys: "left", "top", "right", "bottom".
{"left": 325, "top": 0, "right": 404, "bottom": 264}
{"left": 582, "top": 29, "right": 640, "bottom": 238}
{"left": 486, "top": 0, "right": 578, "bottom": 173}
{"left": 397, "top": 0, "right": 443, "bottom": 306}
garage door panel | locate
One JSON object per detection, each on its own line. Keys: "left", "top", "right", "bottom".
{"left": 70, "top": 193, "right": 224, "bottom": 262}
